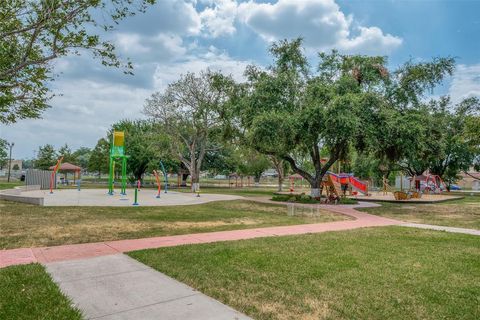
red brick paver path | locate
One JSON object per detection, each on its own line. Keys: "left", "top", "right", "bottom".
{"left": 1, "top": 203, "right": 400, "bottom": 268}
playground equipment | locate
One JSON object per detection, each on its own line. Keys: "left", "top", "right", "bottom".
{"left": 384, "top": 173, "right": 448, "bottom": 201}
{"left": 153, "top": 170, "right": 162, "bottom": 198}
{"left": 288, "top": 174, "right": 304, "bottom": 193}
{"left": 133, "top": 187, "right": 139, "bottom": 206}
{"left": 328, "top": 172, "right": 369, "bottom": 196}
{"left": 319, "top": 172, "right": 369, "bottom": 203}
{"left": 422, "top": 174, "right": 448, "bottom": 194}
{"left": 159, "top": 160, "right": 168, "bottom": 193}
{"left": 382, "top": 176, "right": 393, "bottom": 195}
{"left": 322, "top": 174, "right": 342, "bottom": 203}
{"left": 49, "top": 157, "right": 63, "bottom": 194}
{"left": 108, "top": 130, "right": 128, "bottom": 195}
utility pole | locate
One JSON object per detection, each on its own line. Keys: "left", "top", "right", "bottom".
{"left": 7, "top": 142, "right": 14, "bottom": 182}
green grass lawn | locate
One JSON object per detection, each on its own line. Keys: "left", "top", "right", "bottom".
{"left": 130, "top": 227, "right": 480, "bottom": 320}
{"left": 360, "top": 196, "right": 480, "bottom": 229}
{"left": 0, "top": 199, "right": 347, "bottom": 249}
{"left": 0, "top": 181, "right": 23, "bottom": 190}
{"left": 0, "top": 264, "right": 82, "bottom": 320}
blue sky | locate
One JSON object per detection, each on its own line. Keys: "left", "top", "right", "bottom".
{"left": 2, "top": 0, "right": 480, "bottom": 159}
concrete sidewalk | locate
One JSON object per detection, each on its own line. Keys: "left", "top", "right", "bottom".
{"left": 46, "top": 254, "right": 251, "bottom": 320}
{"left": 401, "top": 223, "right": 480, "bottom": 236}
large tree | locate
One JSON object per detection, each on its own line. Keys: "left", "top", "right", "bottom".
{"left": 0, "top": 0, "right": 155, "bottom": 124}
{"left": 382, "top": 95, "right": 479, "bottom": 188}
{"left": 269, "top": 155, "right": 289, "bottom": 192}
{"left": 35, "top": 144, "right": 57, "bottom": 169}
{"left": 235, "top": 149, "right": 271, "bottom": 186}
{"left": 144, "top": 70, "right": 233, "bottom": 192}
{"left": 364, "top": 57, "right": 456, "bottom": 177}
{"left": 201, "top": 146, "right": 237, "bottom": 176}
{"left": 237, "top": 39, "right": 389, "bottom": 197}
{"left": 72, "top": 147, "right": 92, "bottom": 169}
{"left": 58, "top": 143, "right": 76, "bottom": 163}
{"left": 427, "top": 97, "right": 480, "bottom": 186}
{"left": 464, "top": 105, "right": 480, "bottom": 179}
{"left": 87, "top": 138, "right": 109, "bottom": 177}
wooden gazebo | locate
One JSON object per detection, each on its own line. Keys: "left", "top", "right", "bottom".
{"left": 49, "top": 162, "right": 82, "bottom": 184}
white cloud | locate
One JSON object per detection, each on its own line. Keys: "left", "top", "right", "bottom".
{"left": 200, "top": 0, "right": 238, "bottom": 37}
{"left": 338, "top": 26, "right": 403, "bottom": 55}
{"left": 449, "top": 64, "right": 480, "bottom": 103}
{"left": 120, "top": 0, "right": 202, "bottom": 36}
{"left": 3, "top": 0, "right": 406, "bottom": 159}
{"left": 237, "top": 0, "right": 402, "bottom": 55}
{"left": 2, "top": 47, "right": 252, "bottom": 159}
{"left": 153, "top": 34, "right": 188, "bottom": 57}
{"left": 114, "top": 32, "right": 188, "bottom": 62}
{"left": 153, "top": 46, "right": 251, "bottom": 91}
{"left": 1, "top": 81, "right": 150, "bottom": 159}
{"left": 116, "top": 33, "right": 151, "bottom": 54}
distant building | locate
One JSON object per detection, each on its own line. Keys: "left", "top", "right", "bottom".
{"left": 0, "top": 159, "right": 23, "bottom": 178}
{"left": 456, "top": 171, "right": 480, "bottom": 190}
{"left": 8, "top": 159, "right": 23, "bottom": 171}
{"left": 262, "top": 168, "right": 278, "bottom": 177}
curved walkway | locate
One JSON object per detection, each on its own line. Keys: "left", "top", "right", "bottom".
{"left": 0, "top": 201, "right": 399, "bottom": 268}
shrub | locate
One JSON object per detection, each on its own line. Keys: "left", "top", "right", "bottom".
{"left": 271, "top": 193, "right": 320, "bottom": 204}
{"left": 338, "top": 197, "right": 358, "bottom": 205}
{"left": 272, "top": 194, "right": 358, "bottom": 205}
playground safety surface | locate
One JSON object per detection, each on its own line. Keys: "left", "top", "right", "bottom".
{"left": 15, "top": 189, "right": 243, "bottom": 206}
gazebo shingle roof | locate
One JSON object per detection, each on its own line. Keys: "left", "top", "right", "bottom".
{"left": 49, "top": 162, "right": 82, "bottom": 171}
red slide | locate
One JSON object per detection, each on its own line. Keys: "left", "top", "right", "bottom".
{"left": 349, "top": 176, "right": 368, "bottom": 195}
{"left": 328, "top": 172, "right": 368, "bottom": 195}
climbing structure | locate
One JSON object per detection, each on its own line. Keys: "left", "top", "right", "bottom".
{"left": 108, "top": 130, "right": 128, "bottom": 195}
{"left": 322, "top": 175, "right": 342, "bottom": 203}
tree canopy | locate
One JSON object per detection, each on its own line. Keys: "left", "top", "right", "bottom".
{"left": 237, "top": 39, "right": 391, "bottom": 196}
{"left": 35, "top": 144, "right": 57, "bottom": 169}
{"left": 0, "top": 0, "right": 155, "bottom": 124}
{"left": 0, "top": 138, "right": 7, "bottom": 169}
{"left": 88, "top": 138, "right": 109, "bottom": 177}
{"left": 144, "top": 70, "right": 234, "bottom": 191}
{"left": 58, "top": 143, "right": 76, "bottom": 163}
{"left": 231, "top": 39, "right": 464, "bottom": 196}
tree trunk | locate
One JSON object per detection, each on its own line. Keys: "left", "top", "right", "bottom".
{"left": 281, "top": 150, "right": 336, "bottom": 199}
{"left": 310, "top": 178, "right": 322, "bottom": 198}
{"left": 181, "top": 173, "right": 189, "bottom": 187}
{"left": 269, "top": 156, "right": 285, "bottom": 192}
{"left": 191, "top": 171, "right": 200, "bottom": 192}
{"left": 254, "top": 174, "right": 261, "bottom": 187}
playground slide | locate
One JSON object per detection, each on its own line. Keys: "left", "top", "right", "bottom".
{"left": 328, "top": 172, "right": 368, "bottom": 195}
{"left": 349, "top": 176, "right": 368, "bottom": 195}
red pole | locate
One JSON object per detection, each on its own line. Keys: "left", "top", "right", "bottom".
{"left": 153, "top": 170, "right": 161, "bottom": 198}
{"left": 137, "top": 179, "right": 141, "bottom": 191}
{"left": 50, "top": 157, "right": 64, "bottom": 194}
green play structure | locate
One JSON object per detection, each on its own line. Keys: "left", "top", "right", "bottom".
{"left": 108, "top": 130, "right": 128, "bottom": 195}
